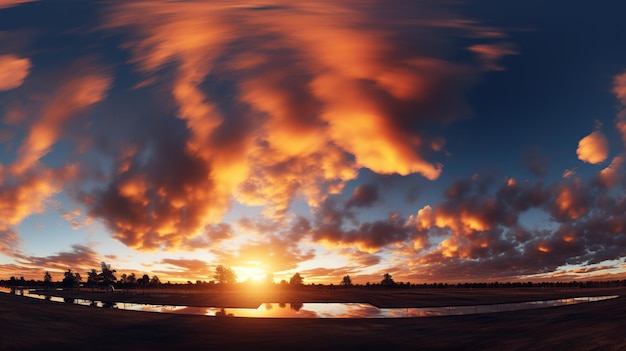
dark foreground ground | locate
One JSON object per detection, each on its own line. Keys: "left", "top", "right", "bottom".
{"left": 1, "top": 288, "right": 625, "bottom": 350}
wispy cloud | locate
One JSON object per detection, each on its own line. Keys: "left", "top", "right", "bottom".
{"left": 0, "top": 54, "right": 30, "bottom": 91}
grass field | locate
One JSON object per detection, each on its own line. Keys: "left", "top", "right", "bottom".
{"left": 1, "top": 287, "right": 625, "bottom": 350}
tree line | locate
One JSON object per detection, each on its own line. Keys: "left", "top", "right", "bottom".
{"left": 3, "top": 265, "right": 626, "bottom": 290}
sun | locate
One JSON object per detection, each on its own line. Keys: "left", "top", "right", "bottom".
{"left": 234, "top": 264, "right": 269, "bottom": 283}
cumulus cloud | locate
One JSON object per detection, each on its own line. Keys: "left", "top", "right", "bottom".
{"left": 576, "top": 130, "right": 609, "bottom": 164}
{"left": 93, "top": 0, "right": 513, "bottom": 250}
{"left": 0, "top": 54, "right": 30, "bottom": 91}
{"left": 395, "top": 173, "right": 626, "bottom": 282}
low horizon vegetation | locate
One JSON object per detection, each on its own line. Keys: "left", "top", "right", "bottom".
{"left": 2, "top": 261, "right": 626, "bottom": 291}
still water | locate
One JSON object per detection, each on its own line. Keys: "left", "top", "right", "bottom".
{"left": 0, "top": 287, "right": 618, "bottom": 318}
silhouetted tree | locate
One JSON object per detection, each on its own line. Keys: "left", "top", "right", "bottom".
{"left": 87, "top": 269, "right": 100, "bottom": 290}
{"left": 289, "top": 273, "right": 303, "bottom": 286}
{"left": 61, "top": 269, "right": 79, "bottom": 290}
{"left": 43, "top": 271, "right": 52, "bottom": 285}
{"left": 381, "top": 273, "right": 396, "bottom": 287}
{"left": 139, "top": 274, "right": 150, "bottom": 287}
{"left": 214, "top": 265, "right": 237, "bottom": 285}
{"left": 127, "top": 273, "right": 137, "bottom": 285}
{"left": 341, "top": 275, "right": 352, "bottom": 286}
{"left": 99, "top": 262, "right": 117, "bottom": 285}
{"left": 150, "top": 275, "right": 161, "bottom": 286}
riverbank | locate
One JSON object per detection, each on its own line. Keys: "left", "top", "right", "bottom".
{"left": 1, "top": 289, "right": 626, "bottom": 350}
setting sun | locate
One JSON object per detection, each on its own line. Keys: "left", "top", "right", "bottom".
{"left": 234, "top": 265, "right": 269, "bottom": 283}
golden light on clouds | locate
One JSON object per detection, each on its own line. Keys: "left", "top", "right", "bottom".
{"left": 0, "top": 54, "right": 30, "bottom": 91}
{"left": 576, "top": 130, "right": 609, "bottom": 164}
{"left": 4, "top": 0, "right": 626, "bottom": 285}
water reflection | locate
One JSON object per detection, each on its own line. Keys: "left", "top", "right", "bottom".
{"left": 0, "top": 287, "right": 618, "bottom": 319}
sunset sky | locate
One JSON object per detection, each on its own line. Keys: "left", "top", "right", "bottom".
{"left": 2, "top": 0, "right": 626, "bottom": 284}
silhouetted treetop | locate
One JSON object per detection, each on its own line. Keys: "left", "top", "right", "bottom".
{"left": 289, "top": 272, "right": 303, "bottom": 286}
{"left": 214, "top": 265, "right": 237, "bottom": 285}
{"left": 381, "top": 273, "right": 396, "bottom": 287}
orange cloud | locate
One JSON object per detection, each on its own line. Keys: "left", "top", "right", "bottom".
{"left": 552, "top": 180, "right": 588, "bottom": 221}
{"left": 10, "top": 64, "right": 111, "bottom": 174}
{"left": 0, "top": 61, "right": 109, "bottom": 255}
{"left": 0, "top": 0, "right": 36, "bottom": 9}
{"left": 100, "top": 1, "right": 501, "bottom": 231}
{"left": 594, "top": 155, "right": 623, "bottom": 188}
{"left": 576, "top": 130, "right": 608, "bottom": 164}
{"left": 0, "top": 54, "right": 30, "bottom": 91}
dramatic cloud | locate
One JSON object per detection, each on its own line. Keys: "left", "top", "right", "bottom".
{"left": 3, "top": 1, "right": 625, "bottom": 284}
{"left": 397, "top": 174, "right": 626, "bottom": 282}
{"left": 0, "top": 61, "right": 110, "bottom": 253}
{"left": 93, "top": 0, "right": 511, "bottom": 249}
{"left": 0, "top": 54, "right": 30, "bottom": 91}
{"left": 577, "top": 130, "right": 609, "bottom": 164}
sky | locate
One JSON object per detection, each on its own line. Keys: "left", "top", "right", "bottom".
{"left": 1, "top": 0, "right": 626, "bottom": 285}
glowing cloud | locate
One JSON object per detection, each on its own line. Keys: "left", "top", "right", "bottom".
{"left": 93, "top": 0, "right": 509, "bottom": 250}
{"left": 0, "top": 54, "right": 30, "bottom": 91}
{"left": 576, "top": 130, "right": 609, "bottom": 164}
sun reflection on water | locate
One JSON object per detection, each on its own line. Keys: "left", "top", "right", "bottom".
{"left": 0, "top": 287, "right": 619, "bottom": 319}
